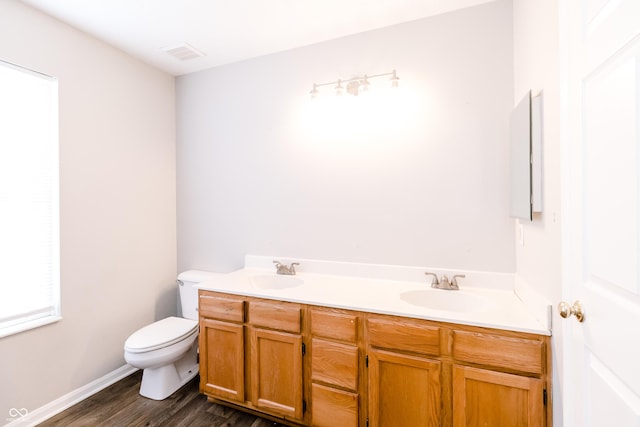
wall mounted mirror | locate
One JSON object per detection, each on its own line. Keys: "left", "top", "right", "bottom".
{"left": 510, "top": 90, "right": 542, "bottom": 221}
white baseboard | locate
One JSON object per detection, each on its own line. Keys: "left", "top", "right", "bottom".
{"left": 5, "top": 365, "right": 138, "bottom": 427}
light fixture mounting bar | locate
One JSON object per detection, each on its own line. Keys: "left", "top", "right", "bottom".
{"left": 310, "top": 69, "right": 399, "bottom": 98}
{"left": 312, "top": 70, "right": 396, "bottom": 89}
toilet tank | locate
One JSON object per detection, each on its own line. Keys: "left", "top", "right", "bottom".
{"left": 177, "top": 270, "right": 222, "bottom": 320}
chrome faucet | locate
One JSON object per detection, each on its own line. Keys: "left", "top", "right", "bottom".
{"left": 273, "top": 260, "right": 300, "bottom": 275}
{"left": 425, "top": 272, "right": 465, "bottom": 290}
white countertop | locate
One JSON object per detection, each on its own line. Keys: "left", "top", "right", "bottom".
{"left": 195, "top": 255, "right": 551, "bottom": 336}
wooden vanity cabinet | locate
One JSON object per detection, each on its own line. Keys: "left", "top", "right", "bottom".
{"left": 248, "top": 300, "right": 304, "bottom": 420}
{"left": 451, "top": 329, "right": 548, "bottom": 427}
{"left": 364, "top": 315, "right": 549, "bottom": 427}
{"left": 198, "top": 291, "right": 305, "bottom": 423}
{"left": 199, "top": 290, "right": 551, "bottom": 427}
{"left": 309, "top": 307, "right": 360, "bottom": 427}
{"left": 366, "top": 315, "right": 442, "bottom": 427}
{"left": 198, "top": 294, "right": 245, "bottom": 402}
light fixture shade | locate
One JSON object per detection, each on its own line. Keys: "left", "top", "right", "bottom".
{"left": 390, "top": 70, "right": 399, "bottom": 88}
{"left": 346, "top": 80, "right": 360, "bottom": 96}
{"left": 360, "top": 76, "right": 370, "bottom": 94}
{"left": 310, "top": 84, "right": 319, "bottom": 99}
{"left": 335, "top": 80, "right": 344, "bottom": 96}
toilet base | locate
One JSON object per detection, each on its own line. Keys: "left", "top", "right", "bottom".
{"left": 139, "top": 341, "right": 199, "bottom": 400}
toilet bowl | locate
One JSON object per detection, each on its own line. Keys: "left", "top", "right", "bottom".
{"left": 123, "top": 271, "right": 220, "bottom": 400}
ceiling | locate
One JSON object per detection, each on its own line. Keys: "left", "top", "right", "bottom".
{"left": 20, "top": 0, "right": 496, "bottom": 76}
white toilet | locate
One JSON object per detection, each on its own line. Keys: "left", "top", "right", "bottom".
{"left": 124, "top": 270, "right": 219, "bottom": 400}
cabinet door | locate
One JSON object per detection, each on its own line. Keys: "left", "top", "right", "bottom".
{"left": 249, "top": 327, "right": 304, "bottom": 420}
{"left": 368, "top": 348, "right": 441, "bottom": 427}
{"left": 199, "top": 318, "right": 244, "bottom": 402}
{"left": 453, "top": 365, "right": 544, "bottom": 427}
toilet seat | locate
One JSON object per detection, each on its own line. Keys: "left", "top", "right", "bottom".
{"left": 125, "top": 316, "right": 198, "bottom": 354}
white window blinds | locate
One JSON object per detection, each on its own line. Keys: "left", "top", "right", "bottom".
{"left": 0, "top": 60, "right": 60, "bottom": 338}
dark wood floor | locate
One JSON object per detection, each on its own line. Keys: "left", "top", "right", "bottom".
{"left": 39, "top": 371, "right": 285, "bottom": 427}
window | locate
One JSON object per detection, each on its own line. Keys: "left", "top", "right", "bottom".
{"left": 0, "top": 60, "right": 60, "bottom": 338}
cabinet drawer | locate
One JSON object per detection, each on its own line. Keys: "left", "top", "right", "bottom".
{"left": 311, "top": 309, "right": 358, "bottom": 342}
{"left": 312, "top": 383, "right": 358, "bottom": 427}
{"left": 312, "top": 338, "right": 358, "bottom": 391}
{"left": 367, "top": 316, "right": 440, "bottom": 356}
{"left": 453, "top": 330, "right": 544, "bottom": 374}
{"left": 248, "top": 301, "right": 301, "bottom": 333}
{"left": 199, "top": 293, "right": 244, "bottom": 323}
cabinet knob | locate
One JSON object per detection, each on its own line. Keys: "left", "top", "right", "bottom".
{"left": 558, "top": 300, "right": 584, "bottom": 322}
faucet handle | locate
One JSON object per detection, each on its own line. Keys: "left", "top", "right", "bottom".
{"left": 424, "top": 272, "right": 439, "bottom": 285}
{"left": 452, "top": 274, "right": 466, "bottom": 289}
{"left": 290, "top": 262, "right": 300, "bottom": 274}
{"left": 273, "top": 260, "right": 285, "bottom": 273}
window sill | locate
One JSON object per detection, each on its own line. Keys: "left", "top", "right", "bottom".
{"left": 0, "top": 315, "right": 62, "bottom": 339}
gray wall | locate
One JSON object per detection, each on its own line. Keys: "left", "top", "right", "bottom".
{"left": 0, "top": 1, "right": 176, "bottom": 420}
{"left": 177, "top": 0, "right": 514, "bottom": 274}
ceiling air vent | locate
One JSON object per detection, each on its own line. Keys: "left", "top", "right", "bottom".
{"left": 162, "top": 43, "right": 205, "bottom": 61}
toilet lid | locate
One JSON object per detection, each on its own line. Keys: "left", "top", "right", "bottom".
{"left": 125, "top": 316, "right": 198, "bottom": 353}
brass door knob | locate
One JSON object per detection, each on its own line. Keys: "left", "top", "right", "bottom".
{"left": 558, "top": 300, "right": 584, "bottom": 322}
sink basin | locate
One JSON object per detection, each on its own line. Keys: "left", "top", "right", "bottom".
{"left": 249, "top": 275, "right": 304, "bottom": 290}
{"left": 400, "top": 289, "right": 488, "bottom": 312}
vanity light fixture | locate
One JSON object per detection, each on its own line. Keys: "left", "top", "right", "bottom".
{"left": 309, "top": 69, "right": 399, "bottom": 99}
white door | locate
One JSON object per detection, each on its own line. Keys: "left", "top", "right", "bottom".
{"left": 563, "top": 0, "right": 640, "bottom": 425}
